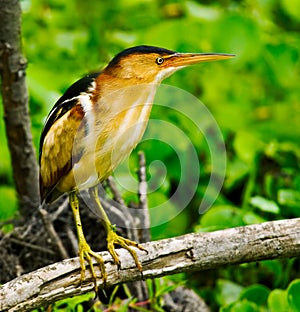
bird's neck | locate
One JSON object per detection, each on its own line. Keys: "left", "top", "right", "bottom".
{"left": 92, "top": 73, "right": 159, "bottom": 114}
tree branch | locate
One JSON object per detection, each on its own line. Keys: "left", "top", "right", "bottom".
{"left": 1, "top": 218, "right": 300, "bottom": 311}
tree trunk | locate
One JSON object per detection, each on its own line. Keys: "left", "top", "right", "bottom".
{"left": 0, "top": 0, "right": 40, "bottom": 219}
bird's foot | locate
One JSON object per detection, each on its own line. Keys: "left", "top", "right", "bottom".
{"left": 78, "top": 238, "right": 106, "bottom": 293}
{"left": 106, "top": 225, "right": 146, "bottom": 272}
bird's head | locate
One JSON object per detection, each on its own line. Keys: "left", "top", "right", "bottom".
{"left": 104, "top": 45, "right": 234, "bottom": 83}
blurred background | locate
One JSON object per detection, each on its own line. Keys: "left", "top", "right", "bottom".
{"left": 1, "top": 0, "right": 300, "bottom": 310}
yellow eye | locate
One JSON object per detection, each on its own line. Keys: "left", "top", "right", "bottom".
{"left": 156, "top": 57, "right": 164, "bottom": 65}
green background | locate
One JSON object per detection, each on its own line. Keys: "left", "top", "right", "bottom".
{"left": 1, "top": 0, "right": 300, "bottom": 310}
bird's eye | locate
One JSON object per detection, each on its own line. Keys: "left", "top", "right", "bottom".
{"left": 156, "top": 57, "right": 164, "bottom": 65}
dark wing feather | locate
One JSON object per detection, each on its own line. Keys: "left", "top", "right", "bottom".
{"left": 39, "top": 72, "right": 100, "bottom": 161}
{"left": 39, "top": 72, "right": 100, "bottom": 202}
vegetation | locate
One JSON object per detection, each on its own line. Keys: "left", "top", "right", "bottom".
{"left": 1, "top": 0, "right": 300, "bottom": 310}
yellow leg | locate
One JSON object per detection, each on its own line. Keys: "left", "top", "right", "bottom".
{"left": 89, "top": 186, "right": 146, "bottom": 272}
{"left": 69, "top": 191, "right": 106, "bottom": 292}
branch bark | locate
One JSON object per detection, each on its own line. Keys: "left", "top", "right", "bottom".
{"left": 0, "top": 0, "right": 40, "bottom": 219}
{"left": 1, "top": 217, "right": 300, "bottom": 311}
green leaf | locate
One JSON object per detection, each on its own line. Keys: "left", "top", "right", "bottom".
{"left": 249, "top": 196, "right": 280, "bottom": 214}
{"left": 149, "top": 192, "right": 188, "bottom": 239}
{"left": 216, "top": 279, "right": 244, "bottom": 306}
{"left": 239, "top": 284, "right": 270, "bottom": 305}
{"left": 225, "top": 157, "right": 249, "bottom": 191}
{"left": 281, "top": 0, "right": 300, "bottom": 22}
{"left": 200, "top": 205, "right": 245, "bottom": 230}
{"left": 268, "top": 289, "right": 288, "bottom": 312}
{"left": 221, "top": 300, "right": 260, "bottom": 312}
{"left": 199, "top": 205, "right": 244, "bottom": 231}
{"left": 243, "top": 211, "right": 267, "bottom": 225}
{"left": 278, "top": 189, "right": 300, "bottom": 208}
{"left": 233, "top": 131, "right": 263, "bottom": 165}
{"left": 44, "top": 292, "right": 95, "bottom": 312}
{"left": 287, "top": 279, "right": 300, "bottom": 311}
{"left": 185, "top": 1, "right": 221, "bottom": 21}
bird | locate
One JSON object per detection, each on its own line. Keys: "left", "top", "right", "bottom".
{"left": 39, "top": 45, "right": 234, "bottom": 292}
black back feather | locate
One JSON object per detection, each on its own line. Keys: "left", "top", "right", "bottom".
{"left": 39, "top": 72, "right": 100, "bottom": 161}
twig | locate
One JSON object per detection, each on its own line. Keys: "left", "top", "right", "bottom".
{"left": 1, "top": 217, "right": 300, "bottom": 312}
{"left": 39, "top": 208, "right": 69, "bottom": 259}
{"left": 8, "top": 238, "right": 55, "bottom": 255}
{"left": 101, "top": 198, "right": 137, "bottom": 241}
{"left": 0, "top": 219, "right": 19, "bottom": 227}
{"left": 107, "top": 176, "right": 125, "bottom": 206}
{"left": 50, "top": 197, "right": 69, "bottom": 221}
{"left": 137, "top": 151, "right": 150, "bottom": 242}
{"left": 66, "top": 226, "right": 78, "bottom": 255}
{"left": 138, "top": 151, "right": 148, "bottom": 211}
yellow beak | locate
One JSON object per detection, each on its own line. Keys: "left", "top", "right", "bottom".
{"left": 166, "top": 52, "right": 235, "bottom": 67}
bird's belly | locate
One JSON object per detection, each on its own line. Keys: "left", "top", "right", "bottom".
{"left": 60, "top": 103, "right": 152, "bottom": 191}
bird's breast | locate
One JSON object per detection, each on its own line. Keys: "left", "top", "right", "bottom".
{"left": 69, "top": 84, "right": 156, "bottom": 190}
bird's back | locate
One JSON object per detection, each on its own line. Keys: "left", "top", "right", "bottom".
{"left": 39, "top": 73, "right": 99, "bottom": 203}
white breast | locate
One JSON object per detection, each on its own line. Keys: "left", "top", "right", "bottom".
{"left": 73, "top": 83, "right": 157, "bottom": 190}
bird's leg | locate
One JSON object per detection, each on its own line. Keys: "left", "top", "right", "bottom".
{"left": 89, "top": 185, "right": 146, "bottom": 272}
{"left": 69, "top": 191, "right": 106, "bottom": 292}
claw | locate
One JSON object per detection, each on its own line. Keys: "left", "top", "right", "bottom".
{"left": 70, "top": 191, "right": 106, "bottom": 293}
{"left": 106, "top": 228, "right": 146, "bottom": 273}
{"left": 70, "top": 186, "right": 147, "bottom": 293}
{"left": 78, "top": 239, "right": 107, "bottom": 293}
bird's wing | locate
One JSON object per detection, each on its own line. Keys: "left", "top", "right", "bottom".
{"left": 39, "top": 72, "right": 100, "bottom": 160}
{"left": 39, "top": 72, "right": 100, "bottom": 202}
{"left": 39, "top": 101, "right": 85, "bottom": 202}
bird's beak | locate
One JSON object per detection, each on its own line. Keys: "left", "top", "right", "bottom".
{"left": 166, "top": 52, "right": 235, "bottom": 67}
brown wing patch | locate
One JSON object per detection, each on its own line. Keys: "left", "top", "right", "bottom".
{"left": 40, "top": 104, "right": 85, "bottom": 201}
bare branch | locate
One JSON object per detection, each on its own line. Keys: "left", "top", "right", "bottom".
{"left": 107, "top": 176, "right": 126, "bottom": 206}
{"left": 138, "top": 151, "right": 148, "bottom": 212}
{"left": 39, "top": 208, "right": 69, "bottom": 259}
{"left": 1, "top": 218, "right": 300, "bottom": 311}
{"left": 137, "top": 151, "right": 151, "bottom": 243}
{"left": 8, "top": 237, "right": 55, "bottom": 256}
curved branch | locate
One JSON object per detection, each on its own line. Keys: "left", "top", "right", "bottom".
{"left": 1, "top": 218, "right": 300, "bottom": 311}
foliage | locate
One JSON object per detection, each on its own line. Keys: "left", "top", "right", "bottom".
{"left": 32, "top": 277, "right": 181, "bottom": 311}
{"left": 218, "top": 279, "right": 300, "bottom": 312}
{"left": 1, "top": 0, "right": 300, "bottom": 310}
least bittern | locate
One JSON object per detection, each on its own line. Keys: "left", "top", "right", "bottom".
{"left": 39, "top": 45, "right": 233, "bottom": 292}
